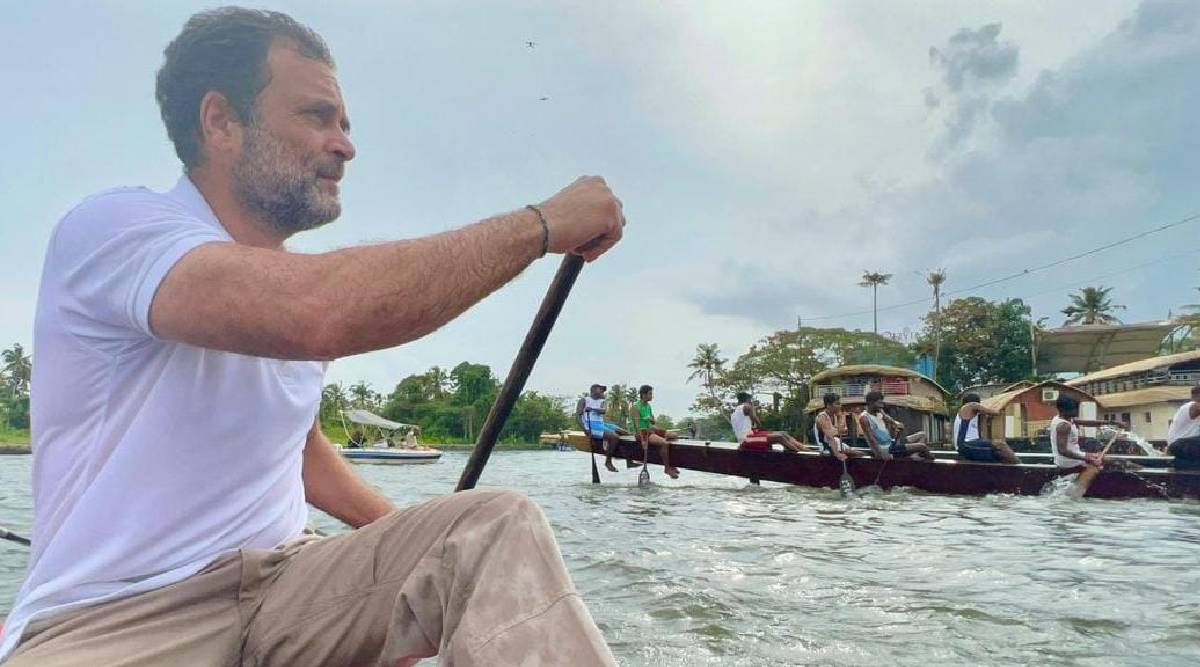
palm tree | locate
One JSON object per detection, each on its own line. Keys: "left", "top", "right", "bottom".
{"left": 686, "top": 343, "right": 726, "bottom": 404}
{"left": 1062, "top": 286, "right": 1125, "bottom": 326}
{"left": 1, "top": 343, "right": 31, "bottom": 398}
{"left": 348, "top": 381, "right": 375, "bottom": 409}
{"left": 859, "top": 271, "right": 893, "bottom": 336}
{"left": 320, "top": 382, "right": 348, "bottom": 421}
{"left": 926, "top": 270, "right": 947, "bottom": 382}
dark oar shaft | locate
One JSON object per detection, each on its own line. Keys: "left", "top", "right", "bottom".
{"left": 1, "top": 525, "right": 31, "bottom": 547}
{"left": 457, "top": 254, "right": 586, "bottom": 491}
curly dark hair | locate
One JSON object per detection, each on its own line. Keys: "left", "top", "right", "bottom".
{"left": 155, "top": 6, "right": 333, "bottom": 168}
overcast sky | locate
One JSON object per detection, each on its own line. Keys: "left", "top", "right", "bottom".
{"left": 2, "top": 1, "right": 1197, "bottom": 417}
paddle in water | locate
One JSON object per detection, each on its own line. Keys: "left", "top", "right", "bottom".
{"left": 637, "top": 440, "right": 651, "bottom": 487}
{"left": 1071, "top": 426, "right": 1121, "bottom": 499}
{"left": 839, "top": 457, "right": 855, "bottom": 497}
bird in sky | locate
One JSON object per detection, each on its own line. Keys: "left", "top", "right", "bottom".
{"left": 539, "top": 96, "right": 549, "bottom": 101}
{"left": 526, "top": 40, "right": 536, "bottom": 49}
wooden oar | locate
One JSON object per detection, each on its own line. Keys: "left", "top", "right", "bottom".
{"left": 456, "top": 254, "right": 586, "bottom": 492}
{"left": 838, "top": 457, "right": 855, "bottom": 497}
{"left": 637, "top": 438, "right": 651, "bottom": 487}
{"left": 0, "top": 525, "right": 30, "bottom": 547}
{"left": 1072, "top": 427, "right": 1121, "bottom": 498}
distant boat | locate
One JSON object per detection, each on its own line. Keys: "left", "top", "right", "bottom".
{"left": 338, "top": 409, "right": 442, "bottom": 465}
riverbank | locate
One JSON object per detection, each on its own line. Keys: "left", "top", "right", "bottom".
{"left": 0, "top": 444, "right": 30, "bottom": 455}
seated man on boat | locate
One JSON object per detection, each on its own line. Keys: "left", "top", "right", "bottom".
{"left": 813, "top": 393, "right": 864, "bottom": 461}
{"left": 0, "top": 9, "right": 621, "bottom": 665}
{"left": 857, "top": 391, "right": 933, "bottom": 461}
{"left": 633, "top": 384, "right": 681, "bottom": 479}
{"left": 577, "top": 383, "right": 622, "bottom": 472}
{"left": 731, "top": 392, "right": 806, "bottom": 452}
{"left": 953, "top": 393, "right": 1019, "bottom": 464}
{"left": 1050, "top": 395, "right": 1105, "bottom": 473}
{"left": 1166, "top": 384, "right": 1200, "bottom": 469}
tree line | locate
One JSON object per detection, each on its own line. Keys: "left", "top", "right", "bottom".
{"left": 319, "top": 361, "right": 576, "bottom": 444}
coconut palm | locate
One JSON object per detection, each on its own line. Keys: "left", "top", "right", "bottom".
{"left": 859, "top": 271, "right": 893, "bottom": 336}
{"left": 1, "top": 343, "right": 31, "bottom": 398}
{"left": 348, "top": 381, "right": 376, "bottom": 409}
{"left": 1061, "top": 286, "right": 1125, "bottom": 326}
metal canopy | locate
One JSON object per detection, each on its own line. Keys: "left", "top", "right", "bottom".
{"left": 1035, "top": 321, "right": 1177, "bottom": 373}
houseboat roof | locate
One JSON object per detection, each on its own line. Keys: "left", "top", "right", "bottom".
{"left": 979, "top": 381, "right": 1095, "bottom": 413}
{"left": 1093, "top": 385, "right": 1194, "bottom": 409}
{"left": 805, "top": 393, "right": 949, "bottom": 415}
{"left": 1065, "top": 350, "right": 1200, "bottom": 386}
{"left": 810, "top": 364, "right": 949, "bottom": 394}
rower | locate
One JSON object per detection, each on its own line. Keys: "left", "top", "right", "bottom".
{"left": 953, "top": 393, "right": 1019, "bottom": 464}
{"left": 577, "top": 383, "right": 621, "bottom": 472}
{"left": 1051, "top": 395, "right": 1105, "bottom": 472}
{"left": 731, "top": 392, "right": 807, "bottom": 452}
{"left": 813, "top": 393, "right": 864, "bottom": 461}
{"left": 0, "top": 8, "right": 621, "bottom": 665}
{"left": 858, "top": 390, "right": 933, "bottom": 461}
{"left": 1166, "top": 384, "right": 1200, "bottom": 469}
{"left": 633, "top": 384, "right": 680, "bottom": 479}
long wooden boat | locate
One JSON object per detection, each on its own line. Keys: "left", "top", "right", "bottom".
{"left": 566, "top": 433, "right": 1200, "bottom": 500}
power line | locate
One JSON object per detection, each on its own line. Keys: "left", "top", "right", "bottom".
{"left": 801, "top": 211, "right": 1200, "bottom": 324}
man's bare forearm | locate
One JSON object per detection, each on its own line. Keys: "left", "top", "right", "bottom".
{"left": 303, "top": 428, "right": 396, "bottom": 528}
{"left": 312, "top": 209, "right": 543, "bottom": 358}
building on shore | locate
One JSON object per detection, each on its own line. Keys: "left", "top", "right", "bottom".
{"left": 1066, "top": 350, "right": 1200, "bottom": 444}
{"left": 959, "top": 381, "right": 1035, "bottom": 403}
{"left": 807, "top": 364, "right": 951, "bottom": 444}
{"left": 976, "top": 381, "right": 1099, "bottom": 450}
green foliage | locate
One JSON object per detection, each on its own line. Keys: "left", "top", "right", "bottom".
{"left": 916, "top": 297, "right": 1034, "bottom": 393}
{"left": 1, "top": 343, "right": 31, "bottom": 429}
{"left": 320, "top": 362, "right": 571, "bottom": 444}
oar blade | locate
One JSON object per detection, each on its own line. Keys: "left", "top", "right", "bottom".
{"left": 838, "top": 459, "right": 855, "bottom": 497}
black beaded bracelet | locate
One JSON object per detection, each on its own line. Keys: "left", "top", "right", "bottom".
{"left": 525, "top": 204, "right": 550, "bottom": 257}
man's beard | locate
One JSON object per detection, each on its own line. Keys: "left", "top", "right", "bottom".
{"left": 232, "top": 123, "right": 343, "bottom": 235}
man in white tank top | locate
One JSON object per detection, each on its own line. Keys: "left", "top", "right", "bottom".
{"left": 1167, "top": 385, "right": 1200, "bottom": 467}
{"left": 730, "top": 392, "right": 807, "bottom": 452}
{"left": 1051, "top": 395, "right": 1103, "bottom": 471}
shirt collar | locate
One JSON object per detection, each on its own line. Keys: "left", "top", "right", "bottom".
{"left": 167, "top": 174, "right": 228, "bottom": 235}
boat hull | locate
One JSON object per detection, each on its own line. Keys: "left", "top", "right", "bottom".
{"left": 571, "top": 435, "right": 1200, "bottom": 500}
{"left": 340, "top": 448, "right": 442, "bottom": 465}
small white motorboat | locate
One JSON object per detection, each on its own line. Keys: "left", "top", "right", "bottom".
{"left": 339, "top": 409, "right": 442, "bottom": 465}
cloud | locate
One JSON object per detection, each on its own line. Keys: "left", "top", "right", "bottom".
{"left": 689, "top": 0, "right": 1200, "bottom": 344}
{"left": 929, "top": 23, "right": 1020, "bottom": 93}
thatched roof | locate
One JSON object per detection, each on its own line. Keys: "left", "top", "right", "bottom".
{"left": 978, "top": 381, "right": 1095, "bottom": 413}
{"left": 1066, "top": 350, "right": 1200, "bottom": 386}
{"left": 1095, "top": 385, "right": 1194, "bottom": 409}
{"left": 809, "top": 364, "right": 950, "bottom": 396}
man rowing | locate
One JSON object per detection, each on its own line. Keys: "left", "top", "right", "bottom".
{"left": 953, "top": 393, "right": 1019, "bottom": 464}
{"left": 1050, "top": 395, "right": 1107, "bottom": 472}
{"left": 731, "top": 392, "right": 807, "bottom": 452}
{"left": 1166, "top": 384, "right": 1200, "bottom": 468}
{"left": 857, "top": 390, "right": 933, "bottom": 461}
{"left": 1, "top": 8, "right": 622, "bottom": 665}
{"left": 577, "top": 383, "right": 622, "bottom": 472}
{"left": 633, "top": 384, "right": 681, "bottom": 478}
{"left": 813, "top": 393, "right": 864, "bottom": 461}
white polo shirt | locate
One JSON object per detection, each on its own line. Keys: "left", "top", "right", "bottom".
{"left": 0, "top": 176, "right": 325, "bottom": 659}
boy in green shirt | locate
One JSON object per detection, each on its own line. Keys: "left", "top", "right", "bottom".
{"left": 633, "top": 384, "right": 680, "bottom": 479}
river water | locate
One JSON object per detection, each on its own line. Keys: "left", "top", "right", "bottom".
{"left": 2, "top": 451, "right": 1198, "bottom": 666}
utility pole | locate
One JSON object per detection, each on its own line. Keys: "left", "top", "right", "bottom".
{"left": 926, "top": 270, "right": 947, "bottom": 383}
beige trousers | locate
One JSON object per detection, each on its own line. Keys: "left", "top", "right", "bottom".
{"left": 7, "top": 489, "right": 616, "bottom": 666}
